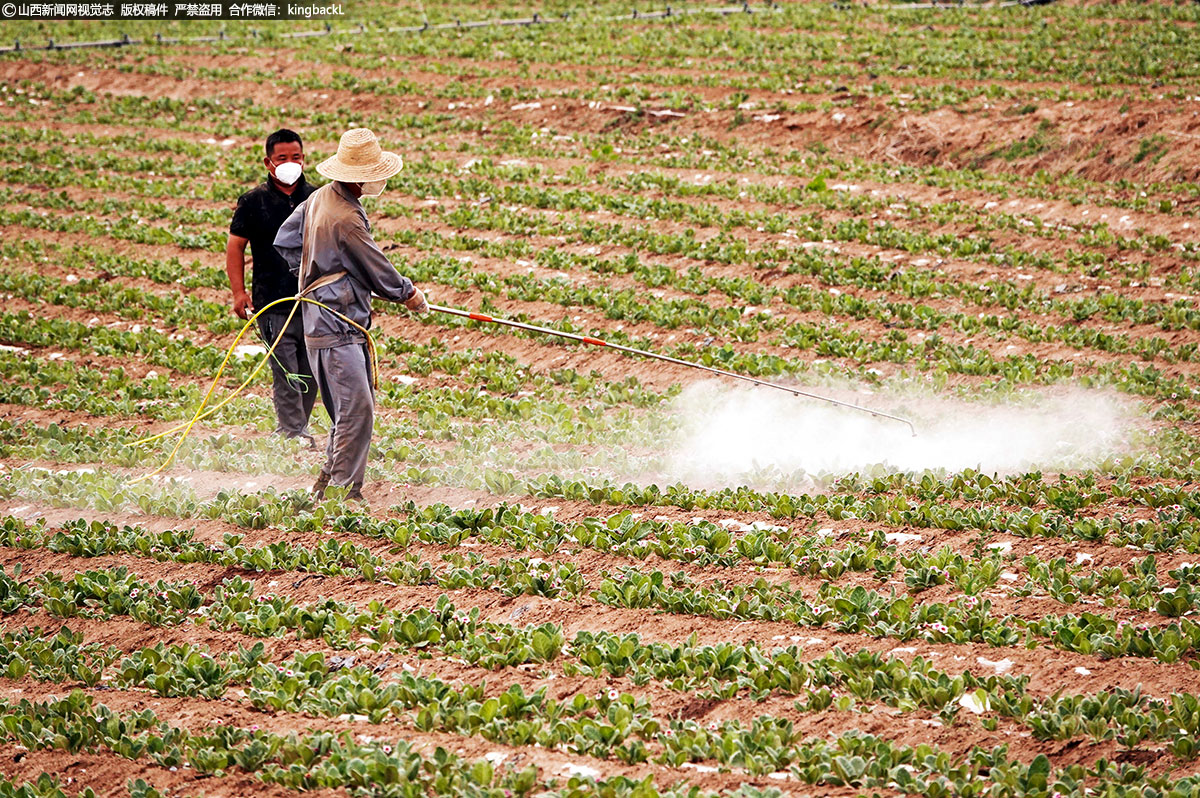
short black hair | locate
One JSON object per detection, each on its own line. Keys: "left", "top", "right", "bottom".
{"left": 265, "top": 129, "right": 303, "bottom": 158}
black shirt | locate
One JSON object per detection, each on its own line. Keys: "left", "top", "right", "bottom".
{"left": 230, "top": 175, "right": 316, "bottom": 312}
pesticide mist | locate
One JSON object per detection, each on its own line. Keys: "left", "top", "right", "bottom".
{"left": 646, "top": 382, "right": 1140, "bottom": 491}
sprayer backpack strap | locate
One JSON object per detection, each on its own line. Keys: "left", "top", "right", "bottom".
{"left": 296, "top": 184, "right": 350, "bottom": 298}
{"left": 298, "top": 270, "right": 349, "bottom": 297}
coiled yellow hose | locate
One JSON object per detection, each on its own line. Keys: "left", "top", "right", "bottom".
{"left": 130, "top": 295, "right": 378, "bottom": 482}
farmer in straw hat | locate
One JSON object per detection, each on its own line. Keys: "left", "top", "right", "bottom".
{"left": 274, "top": 127, "right": 428, "bottom": 501}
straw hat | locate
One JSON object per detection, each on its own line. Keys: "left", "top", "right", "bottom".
{"left": 316, "top": 127, "right": 403, "bottom": 182}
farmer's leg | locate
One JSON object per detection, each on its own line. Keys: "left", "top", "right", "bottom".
{"left": 308, "top": 346, "right": 338, "bottom": 487}
{"left": 320, "top": 343, "right": 375, "bottom": 490}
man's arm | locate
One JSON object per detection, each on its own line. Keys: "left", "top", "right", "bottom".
{"left": 225, "top": 234, "right": 252, "bottom": 320}
{"left": 344, "top": 224, "right": 426, "bottom": 312}
{"left": 274, "top": 200, "right": 308, "bottom": 276}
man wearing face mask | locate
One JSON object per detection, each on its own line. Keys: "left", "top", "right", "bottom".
{"left": 273, "top": 128, "right": 428, "bottom": 502}
{"left": 227, "top": 128, "right": 318, "bottom": 444}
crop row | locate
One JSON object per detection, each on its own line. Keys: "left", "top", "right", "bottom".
{"left": 12, "top": 687, "right": 1200, "bottom": 797}
{"left": 10, "top": 130, "right": 1190, "bottom": 269}
{"left": 9, "top": 220, "right": 1200, "bottom": 416}
{"left": 3, "top": 504, "right": 1199, "bottom": 663}
{"left": 10, "top": 139, "right": 1194, "bottom": 289}
{"left": 3, "top": 557, "right": 1200, "bottom": 760}
{"left": 13, "top": 224, "right": 1196, "bottom": 419}
{"left": 8, "top": 503, "right": 1188, "bottom": 623}
{"left": 9, "top": 75, "right": 1196, "bottom": 215}
{"left": 0, "top": 357, "right": 666, "bottom": 476}
{"left": 7, "top": 420, "right": 1200, "bottom": 556}
{"left": 10, "top": 149, "right": 1200, "bottom": 356}
{"left": 13, "top": 164, "right": 1196, "bottom": 385}
{"left": 23, "top": 1, "right": 1200, "bottom": 87}
{"left": 61, "top": 46, "right": 1161, "bottom": 120}
{"left": 0, "top": 690, "right": 663, "bottom": 798}
{"left": 5, "top": 100, "right": 1194, "bottom": 226}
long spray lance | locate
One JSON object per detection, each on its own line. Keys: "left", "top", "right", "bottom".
{"left": 429, "top": 303, "right": 918, "bottom": 437}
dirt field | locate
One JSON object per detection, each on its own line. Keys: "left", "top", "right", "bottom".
{"left": 2, "top": 2, "right": 1200, "bottom": 797}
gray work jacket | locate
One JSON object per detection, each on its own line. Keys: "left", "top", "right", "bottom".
{"left": 273, "top": 181, "right": 415, "bottom": 349}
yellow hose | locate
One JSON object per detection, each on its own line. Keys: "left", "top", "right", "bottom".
{"left": 130, "top": 295, "right": 379, "bottom": 483}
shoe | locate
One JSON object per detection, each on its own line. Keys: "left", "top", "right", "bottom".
{"left": 312, "top": 471, "right": 330, "bottom": 500}
{"left": 346, "top": 488, "right": 365, "bottom": 503}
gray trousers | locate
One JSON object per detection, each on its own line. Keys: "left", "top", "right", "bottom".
{"left": 309, "top": 342, "right": 374, "bottom": 489}
{"left": 258, "top": 311, "right": 317, "bottom": 439}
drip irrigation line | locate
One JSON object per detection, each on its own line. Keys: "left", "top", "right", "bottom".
{"left": 0, "top": 3, "right": 781, "bottom": 54}
{"left": 0, "top": 0, "right": 1062, "bottom": 53}
{"left": 430, "top": 303, "right": 918, "bottom": 436}
{"left": 0, "top": 0, "right": 1056, "bottom": 53}
{"left": 846, "top": 0, "right": 1043, "bottom": 8}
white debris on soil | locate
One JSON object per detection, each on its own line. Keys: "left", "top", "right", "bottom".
{"left": 1074, "top": 552, "right": 1094, "bottom": 565}
{"left": 988, "top": 541, "right": 1014, "bottom": 555}
{"left": 1075, "top": 666, "right": 1092, "bottom": 676}
{"left": 232, "top": 344, "right": 267, "bottom": 359}
{"left": 977, "top": 656, "right": 1014, "bottom": 674}
{"left": 560, "top": 764, "right": 601, "bottom": 779}
{"left": 681, "top": 763, "right": 720, "bottom": 773}
{"left": 885, "top": 532, "right": 923, "bottom": 544}
{"left": 958, "top": 691, "right": 990, "bottom": 714}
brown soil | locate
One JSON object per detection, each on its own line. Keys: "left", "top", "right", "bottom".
{"left": 4, "top": 12, "right": 1200, "bottom": 794}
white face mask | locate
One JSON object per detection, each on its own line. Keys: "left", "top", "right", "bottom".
{"left": 360, "top": 179, "right": 386, "bottom": 197}
{"left": 274, "top": 161, "right": 303, "bottom": 186}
